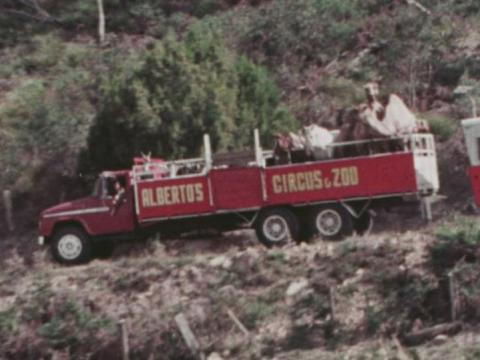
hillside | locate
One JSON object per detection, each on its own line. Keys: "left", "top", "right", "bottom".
{"left": 1, "top": 0, "right": 479, "bottom": 223}
{"left": 2, "top": 215, "right": 480, "bottom": 359}
{"left": 1, "top": 1, "right": 480, "bottom": 359}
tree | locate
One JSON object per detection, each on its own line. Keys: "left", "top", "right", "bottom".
{"left": 97, "top": 0, "right": 106, "bottom": 44}
{"left": 83, "top": 31, "right": 295, "bottom": 172}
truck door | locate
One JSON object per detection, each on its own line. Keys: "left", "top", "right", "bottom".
{"left": 88, "top": 174, "right": 136, "bottom": 235}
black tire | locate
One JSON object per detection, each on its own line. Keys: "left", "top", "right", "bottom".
{"left": 353, "top": 211, "right": 373, "bottom": 236}
{"left": 255, "top": 208, "right": 300, "bottom": 247}
{"left": 309, "top": 205, "right": 353, "bottom": 240}
{"left": 51, "top": 226, "right": 92, "bottom": 265}
{"left": 93, "top": 241, "right": 115, "bottom": 259}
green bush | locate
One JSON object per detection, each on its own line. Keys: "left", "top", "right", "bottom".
{"left": 36, "top": 299, "right": 114, "bottom": 350}
{"left": 436, "top": 217, "right": 480, "bottom": 246}
{"left": 0, "top": 36, "right": 99, "bottom": 197}
{"left": 83, "top": 30, "right": 295, "bottom": 172}
{"left": 451, "top": 262, "right": 480, "bottom": 321}
{"left": 431, "top": 217, "right": 480, "bottom": 272}
{"left": 238, "top": 0, "right": 363, "bottom": 63}
{"left": 422, "top": 114, "right": 456, "bottom": 142}
{"left": 0, "top": 309, "right": 17, "bottom": 341}
{"left": 241, "top": 299, "right": 275, "bottom": 329}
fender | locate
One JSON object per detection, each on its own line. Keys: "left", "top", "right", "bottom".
{"left": 40, "top": 210, "right": 107, "bottom": 238}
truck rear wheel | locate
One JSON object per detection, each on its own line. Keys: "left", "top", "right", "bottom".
{"left": 309, "top": 205, "right": 353, "bottom": 240}
{"left": 51, "top": 226, "right": 92, "bottom": 265}
{"left": 255, "top": 208, "right": 299, "bottom": 247}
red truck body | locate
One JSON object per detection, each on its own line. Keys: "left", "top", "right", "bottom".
{"left": 39, "top": 132, "right": 439, "bottom": 264}
{"left": 135, "top": 153, "right": 417, "bottom": 223}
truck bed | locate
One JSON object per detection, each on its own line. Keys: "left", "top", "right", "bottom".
{"left": 134, "top": 151, "right": 420, "bottom": 223}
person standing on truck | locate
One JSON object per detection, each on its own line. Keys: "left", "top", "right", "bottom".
{"left": 110, "top": 179, "right": 126, "bottom": 215}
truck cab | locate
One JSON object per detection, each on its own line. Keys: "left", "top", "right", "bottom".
{"left": 38, "top": 170, "right": 135, "bottom": 263}
{"left": 462, "top": 118, "right": 480, "bottom": 206}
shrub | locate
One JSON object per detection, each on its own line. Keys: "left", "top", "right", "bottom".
{"left": 0, "top": 308, "right": 17, "bottom": 342}
{"left": 36, "top": 298, "right": 114, "bottom": 350}
{"left": 431, "top": 217, "right": 480, "bottom": 272}
{"left": 241, "top": 299, "right": 274, "bottom": 329}
{"left": 0, "top": 37, "right": 97, "bottom": 197}
{"left": 238, "top": 0, "right": 363, "bottom": 63}
{"left": 451, "top": 262, "right": 480, "bottom": 321}
{"left": 422, "top": 114, "right": 456, "bottom": 142}
{"left": 436, "top": 217, "right": 480, "bottom": 246}
{"left": 83, "top": 30, "right": 295, "bottom": 172}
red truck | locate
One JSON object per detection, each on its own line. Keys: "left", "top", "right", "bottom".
{"left": 38, "top": 130, "right": 439, "bottom": 264}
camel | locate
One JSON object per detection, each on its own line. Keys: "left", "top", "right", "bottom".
{"left": 274, "top": 83, "right": 425, "bottom": 163}
{"left": 335, "top": 82, "right": 423, "bottom": 157}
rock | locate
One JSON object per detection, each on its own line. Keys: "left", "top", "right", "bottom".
{"left": 285, "top": 278, "right": 309, "bottom": 298}
{"left": 218, "top": 285, "right": 238, "bottom": 299}
{"left": 187, "top": 265, "right": 203, "bottom": 281}
{"left": 222, "top": 334, "right": 245, "bottom": 352}
{"left": 209, "top": 255, "right": 232, "bottom": 270}
{"left": 231, "top": 248, "right": 260, "bottom": 273}
{"left": 189, "top": 298, "right": 209, "bottom": 324}
{"left": 432, "top": 334, "right": 449, "bottom": 345}
{"left": 207, "top": 352, "right": 223, "bottom": 360}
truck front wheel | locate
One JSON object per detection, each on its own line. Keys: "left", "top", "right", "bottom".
{"left": 255, "top": 208, "right": 299, "bottom": 247}
{"left": 51, "top": 226, "right": 92, "bottom": 265}
{"left": 309, "top": 205, "right": 353, "bottom": 240}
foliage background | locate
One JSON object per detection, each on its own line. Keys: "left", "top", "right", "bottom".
{"left": 0, "top": 0, "right": 480, "bottom": 224}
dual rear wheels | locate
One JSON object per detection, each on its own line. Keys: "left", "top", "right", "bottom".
{"left": 255, "top": 205, "right": 372, "bottom": 247}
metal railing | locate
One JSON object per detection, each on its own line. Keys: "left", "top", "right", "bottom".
{"left": 131, "top": 133, "right": 437, "bottom": 183}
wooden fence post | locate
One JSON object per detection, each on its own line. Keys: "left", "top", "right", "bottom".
{"left": 448, "top": 272, "right": 456, "bottom": 322}
{"left": 175, "top": 313, "right": 205, "bottom": 360}
{"left": 420, "top": 197, "right": 432, "bottom": 222}
{"left": 118, "top": 320, "right": 130, "bottom": 360}
{"left": 329, "top": 287, "right": 337, "bottom": 322}
{"left": 3, "top": 190, "right": 14, "bottom": 232}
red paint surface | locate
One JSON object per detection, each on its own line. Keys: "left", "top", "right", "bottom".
{"left": 210, "top": 167, "right": 263, "bottom": 210}
{"left": 137, "top": 175, "right": 212, "bottom": 221}
{"left": 40, "top": 192, "right": 136, "bottom": 237}
{"left": 134, "top": 152, "right": 417, "bottom": 222}
{"left": 264, "top": 153, "right": 417, "bottom": 206}
{"left": 469, "top": 166, "right": 480, "bottom": 207}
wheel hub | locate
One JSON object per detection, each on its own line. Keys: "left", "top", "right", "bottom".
{"left": 58, "top": 234, "right": 83, "bottom": 260}
{"left": 316, "top": 209, "right": 342, "bottom": 237}
{"left": 263, "top": 215, "right": 289, "bottom": 242}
